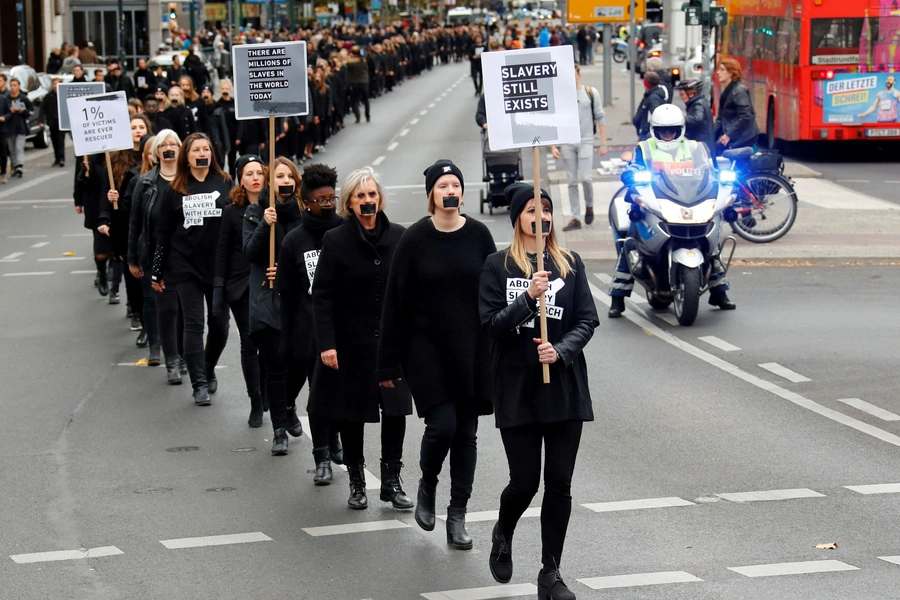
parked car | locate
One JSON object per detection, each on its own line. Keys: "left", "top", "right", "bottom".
{"left": 0, "top": 65, "right": 52, "bottom": 148}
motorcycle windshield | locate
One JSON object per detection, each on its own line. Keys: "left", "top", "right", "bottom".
{"left": 653, "top": 165, "right": 717, "bottom": 207}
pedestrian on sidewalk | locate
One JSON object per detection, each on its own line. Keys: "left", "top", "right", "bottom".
{"left": 0, "top": 77, "right": 10, "bottom": 184}
{"left": 677, "top": 79, "right": 715, "bottom": 152}
{"left": 550, "top": 64, "right": 607, "bottom": 232}
{"left": 38, "top": 77, "right": 67, "bottom": 167}
{"left": 479, "top": 182, "right": 599, "bottom": 600}
{"left": 714, "top": 58, "right": 760, "bottom": 155}
{"left": 632, "top": 71, "right": 667, "bottom": 141}
{"left": 5, "top": 78, "right": 32, "bottom": 179}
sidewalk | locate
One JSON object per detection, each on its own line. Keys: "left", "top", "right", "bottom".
{"left": 548, "top": 55, "right": 900, "bottom": 261}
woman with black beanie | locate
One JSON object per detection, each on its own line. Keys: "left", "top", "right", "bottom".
{"left": 151, "top": 133, "right": 232, "bottom": 406}
{"left": 276, "top": 163, "right": 344, "bottom": 484}
{"left": 311, "top": 167, "right": 413, "bottom": 510}
{"left": 377, "top": 159, "right": 496, "bottom": 549}
{"left": 479, "top": 183, "right": 599, "bottom": 600}
{"left": 213, "top": 154, "right": 266, "bottom": 427}
{"left": 243, "top": 157, "right": 305, "bottom": 455}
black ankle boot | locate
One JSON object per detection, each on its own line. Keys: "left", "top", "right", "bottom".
{"left": 248, "top": 393, "right": 263, "bottom": 428}
{"left": 446, "top": 506, "right": 473, "bottom": 550}
{"left": 347, "top": 464, "right": 368, "bottom": 510}
{"left": 380, "top": 459, "right": 413, "bottom": 509}
{"left": 313, "top": 447, "right": 333, "bottom": 486}
{"left": 206, "top": 364, "right": 218, "bottom": 394}
{"left": 165, "top": 357, "right": 182, "bottom": 385}
{"left": 709, "top": 289, "right": 736, "bottom": 310}
{"left": 95, "top": 257, "right": 109, "bottom": 296}
{"left": 415, "top": 479, "right": 436, "bottom": 531}
{"left": 537, "top": 563, "right": 576, "bottom": 600}
{"left": 179, "top": 356, "right": 188, "bottom": 375}
{"left": 108, "top": 261, "right": 122, "bottom": 304}
{"left": 608, "top": 295, "right": 625, "bottom": 318}
{"left": 285, "top": 406, "right": 303, "bottom": 437}
{"left": 329, "top": 431, "right": 343, "bottom": 465}
{"left": 271, "top": 428, "right": 289, "bottom": 455}
{"left": 184, "top": 351, "right": 210, "bottom": 405}
{"left": 489, "top": 522, "right": 513, "bottom": 583}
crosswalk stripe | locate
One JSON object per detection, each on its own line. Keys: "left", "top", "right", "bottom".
{"left": 698, "top": 335, "right": 741, "bottom": 352}
{"left": 759, "top": 362, "right": 811, "bottom": 383}
{"left": 302, "top": 519, "right": 411, "bottom": 537}
{"left": 437, "top": 507, "right": 540, "bottom": 523}
{"left": 420, "top": 583, "right": 537, "bottom": 600}
{"left": 582, "top": 497, "right": 695, "bottom": 513}
{"left": 159, "top": 531, "right": 272, "bottom": 549}
{"left": 717, "top": 488, "right": 825, "bottom": 502}
{"left": 838, "top": 398, "right": 900, "bottom": 421}
{"left": 10, "top": 546, "right": 123, "bottom": 564}
{"left": 845, "top": 483, "right": 900, "bottom": 495}
{"left": 578, "top": 571, "right": 703, "bottom": 589}
{"left": 728, "top": 559, "right": 858, "bottom": 577}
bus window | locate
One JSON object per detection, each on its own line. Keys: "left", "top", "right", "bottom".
{"left": 810, "top": 18, "right": 865, "bottom": 64}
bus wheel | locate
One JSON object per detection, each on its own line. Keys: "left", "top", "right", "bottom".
{"left": 765, "top": 99, "right": 778, "bottom": 150}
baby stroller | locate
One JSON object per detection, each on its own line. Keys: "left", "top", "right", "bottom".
{"left": 479, "top": 130, "right": 523, "bottom": 214}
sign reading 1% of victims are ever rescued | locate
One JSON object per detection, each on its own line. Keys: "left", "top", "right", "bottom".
{"left": 231, "top": 40, "right": 309, "bottom": 120}
{"left": 481, "top": 46, "right": 580, "bottom": 151}
{"left": 66, "top": 91, "right": 134, "bottom": 157}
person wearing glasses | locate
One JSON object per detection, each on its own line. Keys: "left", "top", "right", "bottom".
{"left": 310, "top": 167, "right": 413, "bottom": 510}
{"left": 276, "top": 163, "right": 344, "bottom": 485}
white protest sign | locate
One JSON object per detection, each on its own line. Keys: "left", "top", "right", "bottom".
{"left": 481, "top": 46, "right": 580, "bottom": 150}
{"left": 232, "top": 40, "right": 309, "bottom": 120}
{"left": 67, "top": 91, "right": 133, "bottom": 156}
{"left": 182, "top": 190, "right": 223, "bottom": 229}
{"left": 57, "top": 82, "right": 107, "bottom": 131}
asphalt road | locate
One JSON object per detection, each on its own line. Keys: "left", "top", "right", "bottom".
{"left": 2, "top": 63, "right": 900, "bottom": 600}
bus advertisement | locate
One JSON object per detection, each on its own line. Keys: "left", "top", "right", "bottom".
{"left": 721, "top": 0, "right": 900, "bottom": 145}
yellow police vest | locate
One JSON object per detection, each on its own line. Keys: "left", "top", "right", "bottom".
{"left": 638, "top": 138, "right": 697, "bottom": 175}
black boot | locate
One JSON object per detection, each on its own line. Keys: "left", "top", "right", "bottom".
{"left": 380, "top": 459, "right": 414, "bottom": 509}
{"left": 179, "top": 356, "right": 188, "bottom": 375}
{"left": 347, "top": 464, "right": 368, "bottom": 510}
{"left": 206, "top": 364, "right": 218, "bottom": 394}
{"left": 608, "top": 295, "right": 625, "bottom": 318}
{"left": 95, "top": 257, "right": 109, "bottom": 297}
{"left": 108, "top": 260, "right": 122, "bottom": 305}
{"left": 313, "top": 447, "right": 333, "bottom": 486}
{"left": 285, "top": 406, "right": 303, "bottom": 437}
{"left": 135, "top": 328, "right": 149, "bottom": 348}
{"left": 165, "top": 357, "right": 183, "bottom": 385}
{"left": 248, "top": 393, "right": 264, "bottom": 428}
{"left": 148, "top": 345, "right": 161, "bottom": 367}
{"left": 329, "top": 431, "right": 343, "bottom": 465}
{"left": 184, "top": 351, "right": 210, "bottom": 406}
{"left": 489, "top": 522, "right": 514, "bottom": 583}
{"left": 271, "top": 428, "right": 289, "bottom": 455}
{"left": 709, "top": 289, "right": 736, "bottom": 310}
{"left": 415, "top": 479, "right": 436, "bottom": 531}
{"left": 537, "top": 563, "right": 576, "bottom": 600}
{"left": 446, "top": 506, "right": 473, "bottom": 550}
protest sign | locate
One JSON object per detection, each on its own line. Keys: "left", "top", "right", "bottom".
{"left": 57, "top": 82, "right": 106, "bottom": 131}
{"left": 231, "top": 40, "right": 309, "bottom": 119}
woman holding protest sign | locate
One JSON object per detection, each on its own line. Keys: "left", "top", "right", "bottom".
{"left": 276, "top": 162, "right": 344, "bottom": 484}
{"left": 213, "top": 154, "right": 266, "bottom": 427}
{"left": 311, "top": 166, "right": 412, "bottom": 509}
{"left": 377, "top": 159, "right": 496, "bottom": 548}
{"left": 478, "top": 183, "right": 599, "bottom": 598}
{"left": 242, "top": 157, "right": 305, "bottom": 454}
{"left": 151, "top": 133, "right": 231, "bottom": 406}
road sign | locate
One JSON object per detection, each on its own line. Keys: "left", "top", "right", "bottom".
{"left": 711, "top": 7, "right": 728, "bottom": 27}
{"left": 567, "top": 0, "right": 645, "bottom": 23}
{"left": 231, "top": 40, "right": 309, "bottom": 119}
{"left": 67, "top": 91, "right": 133, "bottom": 156}
{"left": 685, "top": 5, "right": 701, "bottom": 26}
{"left": 57, "top": 82, "right": 106, "bottom": 131}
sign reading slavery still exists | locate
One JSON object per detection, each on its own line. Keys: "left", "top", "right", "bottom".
{"left": 57, "top": 82, "right": 106, "bottom": 131}
{"left": 66, "top": 91, "right": 134, "bottom": 156}
{"left": 481, "top": 46, "right": 580, "bottom": 150}
{"left": 231, "top": 40, "right": 309, "bottom": 120}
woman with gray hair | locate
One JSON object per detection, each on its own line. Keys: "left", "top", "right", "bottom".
{"left": 310, "top": 166, "right": 413, "bottom": 511}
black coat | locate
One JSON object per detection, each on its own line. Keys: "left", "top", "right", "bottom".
{"left": 684, "top": 93, "right": 715, "bottom": 153}
{"left": 127, "top": 165, "right": 170, "bottom": 269}
{"left": 715, "top": 81, "right": 760, "bottom": 150}
{"left": 479, "top": 251, "right": 599, "bottom": 429}
{"left": 311, "top": 213, "right": 412, "bottom": 423}
{"left": 6, "top": 93, "right": 32, "bottom": 136}
{"left": 206, "top": 103, "right": 231, "bottom": 164}
{"left": 38, "top": 90, "right": 60, "bottom": 128}
{"left": 162, "top": 105, "right": 195, "bottom": 141}
{"left": 633, "top": 85, "right": 667, "bottom": 140}
{"left": 215, "top": 202, "right": 252, "bottom": 302}
{"left": 0, "top": 94, "right": 10, "bottom": 133}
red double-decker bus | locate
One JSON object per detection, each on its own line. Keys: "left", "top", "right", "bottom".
{"left": 720, "top": 0, "right": 900, "bottom": 145}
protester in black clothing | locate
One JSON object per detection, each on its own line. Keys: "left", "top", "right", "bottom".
{"left": 37, "top": 78, "right": 66, "bottom": 167}
{"left": 213, "top": 154, "right": 265, "bottom": 427}
{"left": 677, "top": 79, "right": 715, "bottom": 152}
{"left": 128, "top": 129, "right": 182, "bottom": 379}
{"left": 143, "top": 98, "right": 172, "bottom": 134}
{"left": 310, "top": 71, "right": 332, "bottom": 152}
{"left": 105, "top": 61, "right": 136, "bottom": 99}
{"left": 377, "top": 159, "right": 496, "bottom": 549}
{"left": 346, "top": 47, "right": 370, "bottom": 124}
{"left": 236, "top": 117, "right": 267, "bottom": 157}
{"left": 163, "top": 86, "right": 196, "bottom": 141}
{"left": 179, "top": 76, "right": 211, "bottom": 137}
{"left": 202, "top": 84, "right": 230, "bottom": 166}
{"left": 151, "top": 133, "right": 232, "bottom": 406}
{"left": 215, "top": 79, "right": 239, "bottom": 173}
{"left": 243, "top": 157, "right": 305, "bottom": 454}
{"left": 310, "top": 167, "right": 412, "bottom": 509}
{"left": 166, "top": 55, "right": 186, "bottom": 89}
{"left": 5, "top": 79, "right": 32, "bottom": 179}
{"left": 479, "top": 183, "right": 599, "bottom": 600}
{"left": 183, "top": 51, "right": 208, "bottom": 91}
{"left": 277, "top": 163, "right": 345, "bottom": 484}
{"left": 644, "top": 56, "right": 673, "bottom": 104}
{"left": 467, "top": 34, "right": 486, "bottom": 96}
{"left": 0, "top": 90, "right": 9, "bottom": 183}
{"left": 133, "top": 58, "right": 155, "bottom": 102}
{"left": 70, "top": 64, "right": 88, "bottom": 83}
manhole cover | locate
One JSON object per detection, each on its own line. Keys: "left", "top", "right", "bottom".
{"left": 232, "top": 447, "right": 257, "bottom": 452}
{"left": 166, "top": 446, "right": 200, "bottom": 453}
{"left": 206, "top": 487, "right": 237, "bottom": 492}
{"left": 134, "top": 487, "right": 173, "bottom": 494}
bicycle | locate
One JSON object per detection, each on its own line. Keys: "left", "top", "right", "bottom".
{"left": 722, "top": 147, "right": 798, "bottom": 244}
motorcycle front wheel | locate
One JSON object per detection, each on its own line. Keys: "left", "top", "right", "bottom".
{"left": 613, "top": 49, "right": 627, "bottom": 63}
{"left": 731, "top": 172, "right": 798, "bottom": 244}
{"left": 673, "top": 265, "right": 701, "bottom": 326}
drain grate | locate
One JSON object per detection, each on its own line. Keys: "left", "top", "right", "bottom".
{"left": 206, "top": 487, "right": 237, "bottom": 492}
{"left": 166, "top": 446, "right": 200, "bottom": 452}
{"left": 134, "top": 487, "right": 173, "bottom": 494}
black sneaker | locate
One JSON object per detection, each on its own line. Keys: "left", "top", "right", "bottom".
{"left": 271, "top": 429, "right": 289, "bottom": 456}
{"left": 130, "top": 315, "right": 142, "bottom": 331}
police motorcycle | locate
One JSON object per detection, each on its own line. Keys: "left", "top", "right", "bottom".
{"left": 609, "top": 110, "right": 738, "bottom": 326}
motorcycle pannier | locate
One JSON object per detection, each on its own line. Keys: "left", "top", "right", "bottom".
{"left": 749, "top": 150, "right": 784, "bottom": 174}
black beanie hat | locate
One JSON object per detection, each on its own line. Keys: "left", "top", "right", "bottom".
{"left": 505, "top": 182, "right": 553, "bottom": 227}
{"left": 154, "top": 84, "right": 168, "bottom": 94}
{"left": 423, "top": 159, "right": 464, "bottom": 197}
{"left": 138, "top": 134, "right": 152, "bottom": 155}
{"left": 234, "top": 154, "right": 264, "bottom": 179}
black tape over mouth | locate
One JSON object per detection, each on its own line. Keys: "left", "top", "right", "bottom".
{"left": 359, "top": 203, "right": 377, "bottom": 215}
{"left": 442, "top": 196, "right": 460, "bottom": 208}
{"left": 195, "top": 158, "right": 209, "bottom": 167}
{"left": 531, "top": 220, "right": 551, "bottom": 234}
{"left": 278, "top": 185, "right": 295, "bottom": 196}
{"left": 162, "top": 150, "right": 175, "bottom": 159}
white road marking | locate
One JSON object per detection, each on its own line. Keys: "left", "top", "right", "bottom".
{"left": 38, "top": 256, "right": 85, "bottom": 262}
{"left": 10, "top": 546, "right": 124, "bottom": 564}
{"left": 791, "top": 179, "right": 897, "bottom": 210}
{"left": 62, "top": 233, "right": 92, "bottom": 237}
{"left": 578, "top": 571, "right": 703, "bottom": 590}
{"left": 588, "top": 281, "right": 900, "bottom": 448}
{"left": 410, "top": 118, "right": 420, "bottom": 125}
{"left": 372, "top": 156, "right": 386, "bottom": 166}
{"left": 0, "top": 198, "right": 73, "bottom": 205}
{"left": 30, "top": 241, "right": 50, "bottom": 248}
{"left": 728, "top": 560, "right": 858, "bottom": 578}
{"left": 656, "top": 312, "right": 680, "bottom": 327}
{"left": 0, "top": 171, "right": 70, "bottom": 201}
{"left": 838, "top": 398, "right": 900, "bottom": 421}
{"left": 70, "top": 270, "right": 95, "bottom": 275}
{"left": 302, "top": 519, "right": 411, "bottom": 537}
{"left": 698, "top": 336, "right": 741, "bottom": 352}
{"left": 387, "top": 142, "right": 399, "bottom": 151}
{"left": 420, "top": 110, "right": 428, "bottom": 115}
{"left": 582, "top": 497, "right": 695, "bottom": 513}
{"left": 0, "top": 206, "right": 21, "bottom": 210}
{"left": 593, "top": 272, "right": 612, "bottom": 284}
{"left": 759, "top": 362, "right": 811, "bottom": 383}
{"left": 717, "top": 488, "right": 825, "bottom": 502}
{"left": 836, "top": 179, "right": 869, "bottom": 183}
{"left": 3, "top": 271, "right": 54, "bottom": 277}
{"left": 845, "top": 483, "right": 900, "bottom": 495}
{"left": 8, "top": 235, "right": 46, "bottom": 239}
{"left": 437, "top": 507, "right": 540, "bottom": 523}
{"left": 420, "top": 583, "right": 537, "bottom": 600}
{"left": 399, "top": 128, "right": 410, "bottom": 137}
{"left": 878, "top": 556, "right": 900, "bottom": 566}
{"left": 159, "top": 531, "right": 272, "bottom": 549}
{"left": 2, "top": 252, "right": 25, "bottom": 260}
{"left": 428, "top": 103, "right": 436, "bottom": 108}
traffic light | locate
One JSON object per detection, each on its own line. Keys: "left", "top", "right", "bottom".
{"left": 169, "top": 3, "right": 177, "bottom": 20}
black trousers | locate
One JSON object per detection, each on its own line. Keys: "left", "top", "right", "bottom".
{"left": 50, "top": 125, "right": 65, "bottom": 163}
{"left": 349, "top": 84, "right": 370, "bottom": 121}
{"left": 334, "top": 414, "right": 405, "bottom": 467}
{"left": 170, "top": 277, "right": 229, "bottom": 359}
{"left": 497, "top": 420, "right": 583, "bottom": 569}
{"left": 250, "top": 327, "right": 304, "bottom": 432}
{"left": 420, "top": 401, "right": 479, "bottom": 508}
{"left": 228, "top": 290, "right": 261, "bottom": 398}
{"left": 471, "top": 63, "right": 482, "bottom": 94}
{"left": 155, "top": 282, "right": 184, "bottom": 360}
{"left": 0, "top": 130, "right": 7, "bottom": 174}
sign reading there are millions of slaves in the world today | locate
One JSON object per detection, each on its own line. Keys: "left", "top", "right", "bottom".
{"left": 232, "top": 40, "right": 309, "bottom": 120}
{"left": 66, "top": 91, "right": 134, "bottom": 156}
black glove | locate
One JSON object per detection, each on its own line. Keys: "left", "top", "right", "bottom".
{"left": 212, "top": 286, "right": 226, "bottom": 317}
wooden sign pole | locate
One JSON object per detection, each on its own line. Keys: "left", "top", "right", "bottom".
{"left": 533, "top": 146, "right": 550, "bottom": 384}
{"left": 105, "top": 150, "right": 118, "bottom": 210}
{"left": 268, "top": 115, "right": 276, "bottom": 289}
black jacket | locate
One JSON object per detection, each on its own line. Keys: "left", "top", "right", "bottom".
{"left": 0, "top": 94, "right": 10, "bottom": 133}
{"left": 75, "top": 154, "right": 109, "bottom": 230}
{"left": 106, "top": 74, "right": 135, "bottom": 99}
{"left": 476, "top": 94, "right": 487, "bottom": 129}
{"left": 127, "top": 165, "right": 170, "bottom": 269}
{"left": 479, "top": 251, "right": 599, "bottom": 429}
{"left": 214, "top": 202, "right": 252, "bottom": 302}
{"left": 162, "top": 104, "right": 195, "bottom": 141}
{"left": 183, "top": 54, "right": 208, "bottom": 90}
{"left": 205, "top": 103, "right": 231, "bottom": 164}
{"left": 684, "top": 93, "right": 715, "bottom": 153}
{"left": 633, "top": 85, "right": 667, "bottom": 140}
{"left": 311, "top": 213, "right": 412, "bottom": 423}
{"left": 716, "top": 81, "right": 760, "bottom": 150}
{"left": 98, "top": 159, "right": 141, "bottom": 258}
{"left": 6, "top": 92, "right": 33, "bottom": 136}
{"left": 133, "top": 68, "right": 155, "bottom": 101}
{"left": 38, "top": 90, "right": 60, "bottom": 128}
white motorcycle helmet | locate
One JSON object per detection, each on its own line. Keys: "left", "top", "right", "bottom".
{"left": 649, "top": 104, "right": 686, "bottom": 152}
